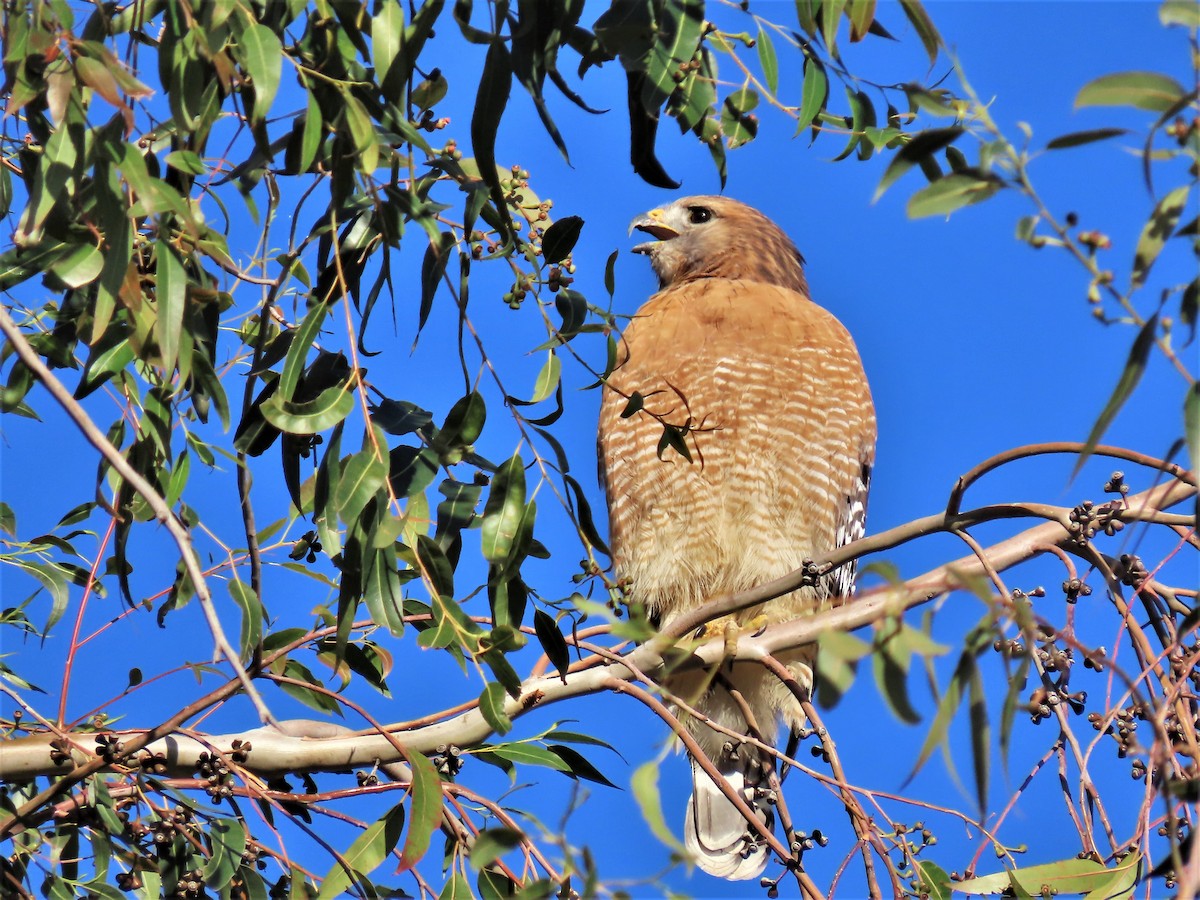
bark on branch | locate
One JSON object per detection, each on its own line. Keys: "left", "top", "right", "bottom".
{"left": 2, "top": 477, "right": 1191, "bottom": 789}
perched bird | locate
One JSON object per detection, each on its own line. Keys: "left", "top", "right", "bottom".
{"left": 597, "top": 196, "right": 876, "bottom": 880}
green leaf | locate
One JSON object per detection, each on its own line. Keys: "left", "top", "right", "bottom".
{"left": 49, "top": 243, "right": 104, "bottom": 289}
{"left": 469, "top": 827, "right": 523, "bottom": 871}
{"left": 907, "top": 653, "right": 966, "bottom": 782}
{"left": 533, "top": 608, "right": 570, "bottom": 682}
{"left": 261, "top": 383, "right": 355, "bottom": 435}
{"left": 15, "top": 111, "right": 77, "bottom": 244}
{"left": 481, "top": 454, "right": 526, "bottom": 564}
{"left": 1075, "top": 71, "right": 1186, "bottom": 112}
{"left": 832, "top": 85, "right": 865, "bottom": 161}
{"left": 362, "top": 546, "right": 405, "bottom": 638}
{"left": 373, "top": 399, "right": 433, "bottom": 436}
{"left": 529, "top": 353, "right": 560, "bottom": 404}
{"left": 298, "top": 90, "right": 323, "bottom": 173}
{"left": 418, "top": 591, "right": 479, "bottom": 650}
{"left": 796, "top": 56, "right": 828, "bottom": 132}
{"left": 875, "top": 126, "right": 963, "bottom": 200}
{"left": 1075, "top": 314, "right": 1158, "bottom": 476}
{"left": 872, "top": 623, "right": 922, "bottom": 724}
{"left": 631, "top": 762, "right": 687, "bottom": 855}
{"left": 480, "top": 682, "right": 513, "bottom": 736}
{"left": 542, "top": 727, "right": 621, "bottom": 755}
{"left": 372, "top": 0, "right": 404, "bottom": 88}
{"left": 721, "top": 88, "right": 759, "bottom": 149}
{"left": 755, "top": 26, "right": 778, "bottom": 94}
{"left": 316, "top": 804, "right": 405, "bottom": 899}
{"left": 655, "top": 423, "right": 692, "bottom": 462}
{"left": 156, "top": 242, "right": 187, "bottom": 377}
{"left": 796, "top": 0, "right": 818, "bottom": 35}
{"left": 899, "top": 0, "right": 941, "bottom": 64}
{"left": 238, "top": 24, "right": 283, "bottom": 123}
{"left": 1180, "top": 271, "right": 1200, "bottom": 340}
{"left": 279, "top": 305, "right": 328, "bottom": 402}
{"left": 967, "top": 660, "right": 989, "bottom": 814}
{"left": 955, "top": 858, "right": 1111, "bottom": 895}
{"left": 998, "top": 655, "right": 1030, "bottom": 769}
{"left": 477, "top": 869, "right": 518, "bottom": 900}
{"left": 276, "top": 659, "right": 343, "bottom": 715}
{"left": 342, "top": 94, "right": 379, "bottom": 173}
{"left": 471, "top": 42, "right": 513, "bottom": 231}
{"left": 547, "top": 744, "right": 617, "bottom": 788}
{"left": 555, "top": 288, "right": 587, "bottom": 339}
{"left": 76, "top": 337, "right": 135, "bottom": 399}
{"left": 76, "top": 55, "right": 124, "bottom": 108}
{"left": 12, "top": 560, "right": 69, "bottom": 631}
{"left": 563, "top": 473, "right": 610, "bottom": 556}
{"left": 1132, "top": 185, "right": 1190, "bottom": 286}
{"left": 1186, "top": 383, "right": 1200, "bottom": 475}
{"left": 486, "top": 742, "right": 571, "bottom": 771}
{"left": 915, "top": 860, "right": 952, "bottom": 900}
{"left": 417, "top": 231, "right": 456, "bottom": 341}
{"left": 165, "top": 150, "right": 207, "bottom": 175}
{"left": 436, "top": 391, "right": 487, "bottom": 459}
{"left": 849, "top": 0, "right": 877, "bottom": 42}
{"left": 228, "top": 579, "right": 263, "bottom": 663}
{"left": 1044, "top": 127, "right": 1129, "bottom": 150}
{"left": 389, "top": 445, "right": 439, "bottom": 498}
{"left": 1161, "top": 0, "right": 1200, "bottom": 27}
{"left": 415, "top": 534, "right": 456, "bottom": 600}
{"left": 436, "top": 872, "right": 473, "bottom": 900}
{"left": 201, "top": 817, "right": 246, "bottom": 890}
{"left": 334, "top": 446, "right": 388, "bottom": 524}
{"left": 1083, "top": 852, "right": 1140, "bottom": 900}
{"left": 541, "top": 215, "right": 584, "bottom": 264}
{"left": 412, "top": 70, "right": 448, "bottom": 110}
{"left": 639, "top": 0, "right": 705, "bottom": 109}
{"left": 907, "top": 173, "right": 1001, "bottom": 219}
{"left": 399, "top": 752, "right": 443, "bottom": 871}
{"left": 821, "top": 0, "right": 845, "bottom": 59}
{"left": 815, "top": 629, "right": 870, "bottom": 708}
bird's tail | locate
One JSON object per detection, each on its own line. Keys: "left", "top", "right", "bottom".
{"left": 684, "top": 755, "right": 774, "bottom": 880}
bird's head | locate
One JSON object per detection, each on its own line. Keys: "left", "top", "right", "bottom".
{"left": 629, "top": 195, "right": 808, "bottom": 294}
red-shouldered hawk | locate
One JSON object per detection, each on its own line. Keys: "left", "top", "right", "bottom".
{"left": 598, "top": 196, "right": 876, "bottom": 880}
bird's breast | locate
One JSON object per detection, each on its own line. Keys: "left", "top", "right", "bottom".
{"left": 599, "top": 279, "right": 875, "bottom": 624}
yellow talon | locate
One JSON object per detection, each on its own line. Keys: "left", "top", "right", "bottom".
{"left": 697, "top": 618, "right": 729, "bottom": 641}
{"left": 723, "top": 620, "right": 739, "bottom": 658}
{"left": 695, "top": 615, "right": 771, "bottom": 656}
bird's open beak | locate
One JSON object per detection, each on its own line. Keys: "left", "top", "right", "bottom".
{"left": 629, "top": 208, "right": 677, "bottom": 254}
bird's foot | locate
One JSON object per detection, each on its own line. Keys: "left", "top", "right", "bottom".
{"left": 696, "top": 614, "right": 770, "bottom": 647}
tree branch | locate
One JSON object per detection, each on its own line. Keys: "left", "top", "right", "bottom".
{"left": 0, "top": 305, "right": 274, "bottom": 726}
{"left": 3, "top": 477, "right": 1190, "bottom": 786}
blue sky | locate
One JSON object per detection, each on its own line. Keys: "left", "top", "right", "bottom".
{"left": 1, "top": 2, "right": 1195, "bottom": 897}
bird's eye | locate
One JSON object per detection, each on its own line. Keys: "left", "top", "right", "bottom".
{"left": 687, "top": 206, "right": 713, "bottom": 224}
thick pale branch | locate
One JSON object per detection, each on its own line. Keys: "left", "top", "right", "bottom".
{"left": 662, "top": 478, "right": 1194, "bottom": 641}
{"left": 3, "top": 478, "right": 1191, "bottom": 785}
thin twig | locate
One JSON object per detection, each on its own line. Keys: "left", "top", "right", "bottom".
{"left": 0, "top": 304, "right": 272, "bottom": 726}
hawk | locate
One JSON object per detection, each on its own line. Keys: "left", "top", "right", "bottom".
{"left": 598, "top": 196, "right": 876, "bottom": 879}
